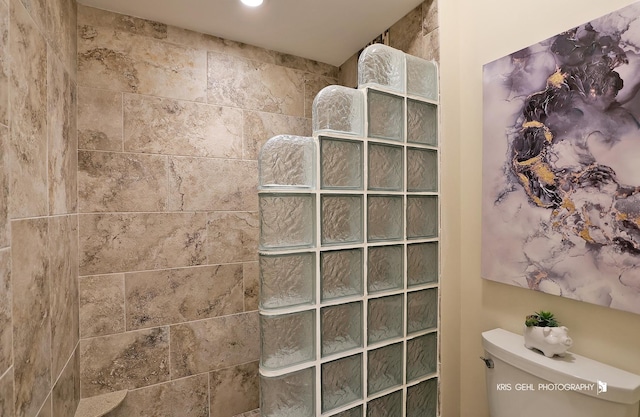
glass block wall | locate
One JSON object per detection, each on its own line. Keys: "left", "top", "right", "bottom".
{"left": 258, "top": 44, "right": 439, "bottom": 417}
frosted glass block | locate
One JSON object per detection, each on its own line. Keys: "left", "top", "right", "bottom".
{"left": 367, "top": 294, "right": 403, "bottom": 344}
{"left": 321, "top": 249, "right": 364, "bottom": 301}
{"left": 334, "top": 405, "right": 362, "bottom": 417}
{"left": 260, "top": 253, "right": 315, "bottom": 310}
{"left": 321, "top": 354, "right": 363, "bottom": 412}
{"left": 321, "top": 137, "right": 363, "bottom": 190}
{"left": 261, "top": 367, "right": 315, "bottom": 417}
{"left": 406, "top": 378, "right": 438, "bottom": 417}
{"left": 367, "top": 245, "right": 403, "bottom": 294}
{"left": 367, "top": 90, "right": 404, "bottom": 141}
{"left": 368, "top": 143, "right": 403, "bottom": 191}
{"left": 260, "top": 194, "right": 315, "bottom": 250}
{"left": 321, "top": 195, "right": 363, "bottom": 245}
{"left": 313, "top": 86, "right": 365, "bottom": 136}
{"left": 406, "top": 333, "right": 437, "bottom": 381}
{"left": 407, "top": 148, "right": 437, "bottom": 192}
{"left": 259, "top": 135, "right": 316, "bottom": 189}
{"left": 407, "top": 242, "right": 438, "bottom": 287}
{"left": 321, "top": 302, "right": 363, "bottom": 357}
{"left": 260, "top": 310, "right": 315, "bottom": 370}
{"left": 407, "top": 100, "right": 437, "bottom": 146}
{"left": 407, "top": 288, "right": 438, "bottom": 334}
{"left": 367, "top": 196, "right": 403, "bottom": 242}
{"left": 406, "top": 55, "right": 438, "bottom": 101}
{"left": 366, "top": 390, "right": 402, "bottom": 417}
{"left": 406, "top": 196, "right": 438, "bottom": 239}
{"left": 367, "top": 343, "right": 403, "bottom": 395}
{"left": 358, "top": 44, "right": 405, "bottom": 93}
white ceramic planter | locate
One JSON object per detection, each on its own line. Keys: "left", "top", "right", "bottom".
{"left": 523, "top": 326, "right": 573, "bottom": 357}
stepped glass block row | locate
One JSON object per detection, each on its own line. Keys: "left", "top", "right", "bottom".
{"left": 258, "top": 44, "right": 439, "bottom": 417}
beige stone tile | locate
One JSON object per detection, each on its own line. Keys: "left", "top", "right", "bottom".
{"left": 243, "top": 262, "right": 258, "bottom": 312}
{"left": 0, "top": 249, "right": 9, "bottom": 376}
{"left": 77, "top": 23, "right": 207, "bottom": 102}
{"left": 45, "top": 0, "right": 72, "bottom": 75}
{"left": 48, "top": 53, "right": 78, "bottom": 215}
{"left": 77, "top": 87, "right": 123, "bottom": 151}
{"left": 80, "top": 327, "right": 170, "bottom": 397}
{"left": 106, "top": 374, "right": 208, "bottom": 417}
{"left": 338, "top": 53, "right": 358, "bottom": 89}
{"left": 67, "top": 0, "right": 77, "bottom": 81}
{"left": 168, "top": 157, "right": 258, "bottom": 212}
{"left": 79, "top": 274, "right": 125, "bottom": 338}
{"left": 209, "top": 361, "right": 259, "bottom": 417}
{"left": 422, "top": 0, "right": 439, "bottom": 34}
{"left": 78, "top": 151, "right": 168, "bottom": 213}
{"left": 232, "top": 410, "right": 260, "bottom": 417}
{"left": 390, "top": 4, "right": 423, "bottom": 58}
{"left": 52, "top": 347, "right": 80, "bottom": 417}
{"left": 9, "top": 0, "right": 48, "bottom": 218}
{"left": 49, "top": 215, "right": 79, "bottom": 380}
{"left": 35, "top": 394, "right": 51, "bottom": 417}
{"left": 125, "top": 264, "right": 243, "bottom": 330}
{"left": 11, "top": 218, "right": 51, "bottom": 417}
{"left": 78, "top": 5, "right": 168, "bottom": 40}
{"left": 206, "top": 212, "right": 258, "bottom": 264}
{"left": 242, "top": 110, "right": 311, "bottom": 160}
{"left": 169, "top": 312, "right": 259, "bottom": 378}
{"left": 0, "top": 0, "right": 8, "bottom": 126}
{"left": 123, "top": 94, "right": 242, "bottom": 158}
{"left": 303, "top": 73, "right": 336, "bottom": 118}
{"left": 423, "top": 28, "right": 440, "bottom": 63}
{"left": 0, "top": 126, "right": 8, "bottom": 247}
{"left": 0, "top": 367, "right": 14, "bottom": 417}
{"left": 274, "top": 53, "right": 338, "bottom": 78}
{"left": 207, "top": 52, "right": 305, "bottom": 116}
{"left": 79, "top": 213, "right": 207, "bottom": 276}
{"left": 17, "top": 0, "right": 46, "bottom": 33}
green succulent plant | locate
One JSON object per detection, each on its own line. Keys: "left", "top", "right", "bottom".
{"left": 525, "top": 310, "right": 559, "bottom": 327}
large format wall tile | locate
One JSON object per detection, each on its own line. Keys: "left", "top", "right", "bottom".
{"left": 79, "top": 213, "right": 207, "bottom": 275}
{"left": 0, "top": 126, "right": 8, "bottom": 248}
{"left": 9, "top": 0, "right": 48, "bottom": 218}
{"left": 77, "top": 4, "right": 168, "bottom": 41}
{"left": 0, "top": 249, "right": 10, "bottom": 376}
{"left": 275, "top": 53, "right": 338, "bottom": 78}
{"left": 45, "top": 0, "right": 72, "bottom": 76}
{"left": 243, "top": 262, "right": 259, "bottom": 312}
{"left": 390, "top": 5, "right": 423, "bottom": 58}
{"left": 0, "top": 367, "right": 14, "bottom": 417}
{"left": 52, "top": 347, "right": 80, "bottom": 417}
{"left": 12, "top": 218, "right": 51, "bottom": 417}
{"left": 126, "top": 264, "right": 243, "bottom": 330}
{"left": 303, "top": 74, "right": 335, "bottom": 118}
{"left": 78, "top": 274, "right": 125, "bottom": 338}
{"left": 78, "top": 151, "right": 168, "bottom": 212}
{"left": 80, "top": 327, "right": 170, "bottom": 397}
{"left": 422, "top": 0, "right": 438, "bottom": 33}
{"left": 242, "top": 111, "right": 310, "bottom": 160}
{"left": 209, "top": 361, "right": 259, "bottom": 417}
{"left": 206, "top": 212, "right": 258, "bottom": 264}
{"left": 124, "top": 94, "right": 242, "bottom": 158}
{"left": 168, "top": 157, "right": 258, "bottom": 211}
{"left": 169, "top": 312, "right": 259, "bottom": 378}
{"left": 17, "top": 0, "right": 46, "bottom": 33}
{"left": 207, "top": 52, "right": 305, "bottom": 117}
{"left": 77, "top": 87, "right": 123, "bottom": 151}
{"left": 0, "top": 0, "right": 8, "bottom": 127}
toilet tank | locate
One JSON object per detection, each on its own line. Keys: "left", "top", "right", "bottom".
{"left": 482, "top": 328, "right": 640, "bottom": 417}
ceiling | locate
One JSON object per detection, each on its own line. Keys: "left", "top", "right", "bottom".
{"left": 77, "top": 0, "right": 424, "bottom": 66}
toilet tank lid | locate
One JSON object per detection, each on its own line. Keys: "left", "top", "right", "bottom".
{"left": 482, "top": 328, "right": 640, "bottom": 405}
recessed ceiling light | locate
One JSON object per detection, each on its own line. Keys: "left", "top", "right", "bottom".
{"left": 241, "top": 0, "right": 263, "bottom": 7}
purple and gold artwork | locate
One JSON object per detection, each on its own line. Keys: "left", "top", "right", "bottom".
{"left": 482, "top": 2, "right": 640, "bottom": 314}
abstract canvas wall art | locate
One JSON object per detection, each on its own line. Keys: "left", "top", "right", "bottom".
{"left": 482, "top": 2, "right": 640, "bottom": 314}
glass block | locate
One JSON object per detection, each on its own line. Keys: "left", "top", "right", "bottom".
{"left": 407, "top": 242, "right": 438, "bottom": 287}
{"left": 406, "top": 196, "right": 438, "bottom": 239}
{"left": 367, "top": 295, "right": 403, "bottom": 344}
{"left": 407, "top": 100, "right": 437, "bottom": 146}
{"left": 406, "top": 378, "right": 438, "bottom": 417}
{"left": 321, "top": 249, "right": 364, "bottom": 301}
{"left": 334, "top": 405, "right": 363, "bottom": 417}
{"left": 358, "top": 44, "right": 405, "bottom": 93}
{"left": 321, "top": 302, "right": 363, "bottom": 357}
{"left": 321, "top": 137, "right": 363, "bottom": 190}
{"left": 367, "top": 343, "right": 403, "bottom": 395}
{"left": 261, "top": 367, "right": 315, "bottom": 417}
{"left": 321, "top": 195, "right": 363, "bottom": 245}
{"left": 313, "top": 86, "right": 365, "bottom": 136}
{"left": 367, "top": 90, "right": 404, "bottom": 141}
{"left": 406, "top": 55, "right": 438, "bottom": 101}
{"left": 366, "top": 390, "right": 402, "bottom": 417}
{"left": 367, "top": 245, "right": 403, "bottom": 294}
{"left": 260, "top": 310, "right": 315, "bottom": 370}
{"left": 368, "top": 143, "right": 403, "bottom": 191}
{"left": 407, "top": 333, "right": 437, "bottom": 381}
{"left": 260, "top": 194, "right": 315, "bottom": 250}
{"left": 321, "top": 354, "right": 363, "bottom": 412}
{"left": 407, "top": 288, "right": 438, "bottom": 334}
{"left": 259, "top": 135, "right": 316, "bottom": 189}
{"left": 407, "top": 148, "right": 437, "bottom": 192}
{"left": 260, "top": 253, "right": 315, "bottom": 310}
{"left": 367, "top": 196, "right": 403, "bottom": 242}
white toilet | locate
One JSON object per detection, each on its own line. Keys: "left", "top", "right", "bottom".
{"left": 482, "top": 328, "right": 640, "bottom": 417}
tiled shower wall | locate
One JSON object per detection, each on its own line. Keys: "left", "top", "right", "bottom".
{"left": 75, "top": 5, "right": 338, "bottom": 416}
{"left": 0, "top": 0, "right": 80, "bottom": 417}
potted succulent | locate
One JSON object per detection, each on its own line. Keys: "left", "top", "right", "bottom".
{"left": 523, "top": 310, "right": 573, "bottom": 357}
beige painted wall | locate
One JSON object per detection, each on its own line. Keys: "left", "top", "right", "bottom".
{"left": 440, "top": 0, "right": 640, "bottom": 416}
